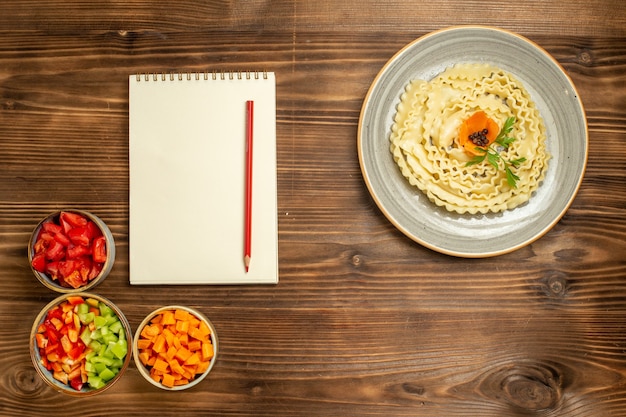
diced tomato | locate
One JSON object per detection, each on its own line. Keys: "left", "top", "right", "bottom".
{"left": 67, "top": 244, "right": 90, "bottom": 259}
{"left": 92, "top": 236, "right": 107, "bottom": 263}
{"left": 88, "top": 262, "right": 103, "bottom": 280}
{"left": 60, "top": 211, "right": 88, "bottom": 228}
{"left": 53, "top": 232, "right": 71, "bottom": 246}
{"left": 33, "top": 238, "right": 48, "bottom": 254}
{"left": 32, "top": 211, "right": 108, "bottom": 289}
{"left": 31, "top": 253, "right": 47, "bottom": 272}
{"left": 42, "top": 222, "right": 63, "bottom": 234}
{"left": 86, "top": 220, "right": 102, "bottom": 239}
{"left": 45, "top": 261, "right": 60, "bottom": 280}
{"left": 63, "top": 270, "right": 85, "bottom": 289}
{"left": 68, "top": 226, "right": 91, "bottom": 246}
{"left": 77, "top": 258, "right": 92, "bottom": 281}
{"left": 45, "top": 240, "right": 66, "bottom": 261}
{"left": 36, "top": 232, "right": 55, "bottom": 245}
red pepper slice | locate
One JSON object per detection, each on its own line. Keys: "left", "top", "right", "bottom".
{"left": 42, "top": 222, "right": 63, "bottom": 234}
{"left": 60, "top": 211, "right": 88, "bottom": 228}
{"left": 45, "top": 261, "right": 60, "bottom": 280}
{"left": 67, "top": 244, "right": 90, "bottom": 259}
{"left": 53, "top": 232, "right": 71, "bottom": 247}
{"left": 31, "top": 253, "right": 47, "bottom": 272}
{"left": 92, "top": 236, "right": 107, "bottom": 263}
{"left": 45, "top": 240, "right": 66, "bottom": 261}
{"left": 68, "top": 226, "right": 91, "bottom": 246}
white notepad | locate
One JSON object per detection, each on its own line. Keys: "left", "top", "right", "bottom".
{"left": 129, "top": 71, "right": 278, "bottom": 284}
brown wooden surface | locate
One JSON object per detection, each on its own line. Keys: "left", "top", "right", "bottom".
{"left": 1, "top": 1, "right": 626, "bottom": 416}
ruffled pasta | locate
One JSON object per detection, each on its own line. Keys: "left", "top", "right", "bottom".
{"left": 390, "top": 63, "right": 549, "bottom": 214}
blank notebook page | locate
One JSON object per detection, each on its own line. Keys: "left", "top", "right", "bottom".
{"left": 129, "top": 72, "right": 278, "bottom": 284}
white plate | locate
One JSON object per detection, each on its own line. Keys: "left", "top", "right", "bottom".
{"left": 358, "top": 26, "right": 588, "bottom": 257}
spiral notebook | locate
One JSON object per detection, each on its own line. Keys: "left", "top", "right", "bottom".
{"left": 129, "top": 71, "right": 278, "bottom": 285}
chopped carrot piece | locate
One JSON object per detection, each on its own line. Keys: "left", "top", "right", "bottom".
{"left": 196, "top": 360, "right": 210, "bottom": 375}
{"left": 175, "top": 319, "right": 190, "bottom": 334}
{"left": 174, "top": 378, "right": 190, "bottom": 386}
{"left": 185, "top": 352, "right": 200, "bottom": 366}
{"left": 161, "top": 373, "right": 176, "bottom": 388}
{"left": 175, "top": 347, "right": 192, "bottom": 362}
{"left": 174, "top": 309, "right": 190, "bottom": 321}
{"left": 162, "top": 327, "right": 175, "bottom": 346}
{"left": 153, "top": 358, "right": 169, "bottom": 373}
{"left": 188, "top": 340, "right": 202, "bottom": 352}
{"left": 188, "top": 316, "right": 201, "bottom": 329}
{"left": 201, "top": 342, "right": 214, "bottom": 361}
{"left": 188, "top": 327, "right": 203, "bottom": 341}
{"left": 181, "top": 366, "right": 195, "bottom": 380}
{"left": 161, "top": 310, "right": 176, "bottom": 325}
{"left": 137, "top": 339, "right": 152, "bottom": 350}
{"left": 198, "top": 320, "right": 211, "bottom": 336}
{"left": 152, "top": 334, "right": 166, "bottom": 353}
{"left": 168, "top": 359, "right": 185, "bottom": 376}
{"left": 166, "top": 345, "right": 177, "bottom": 361}
{"left": 138, "top": 350, "right": 152, "bottom": 366}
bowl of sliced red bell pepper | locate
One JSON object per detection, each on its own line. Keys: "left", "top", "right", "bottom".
{"left": 28, "top": 210, "right": 115, "bottom": 293}
{"left": 30, "top": 292, "right": 132, "bottom": 396}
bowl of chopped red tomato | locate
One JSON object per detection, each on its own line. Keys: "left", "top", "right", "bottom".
{"left": 133, "top": 305, "right": 218, "bottom": 390}
{"left": 28, "top": 210, "right": 115, "bottom": 293}
{"left": 30, "top": 292, "right": 132, "bottom": 396}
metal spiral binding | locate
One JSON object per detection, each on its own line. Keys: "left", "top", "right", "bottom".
{"left": 135, "top": 70, "right": 268, "bottom": 82}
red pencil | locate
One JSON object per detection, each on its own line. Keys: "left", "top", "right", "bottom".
{"left": 244, "top": 100, "right": 254, "bottom": 272}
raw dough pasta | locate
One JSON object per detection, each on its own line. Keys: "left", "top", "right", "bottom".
{"left": 390, "top": 63, "right": 549, "bottom": 214}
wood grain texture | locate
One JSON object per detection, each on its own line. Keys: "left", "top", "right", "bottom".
{"left": 1, "top": 1, "right": 626, "bottom": 416}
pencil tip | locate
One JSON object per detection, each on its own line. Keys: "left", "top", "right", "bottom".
{"left": 244, "top": 255, "right": 250, "bottom": 272}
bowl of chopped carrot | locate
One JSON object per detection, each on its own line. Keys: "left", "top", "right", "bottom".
{"left": 133, "top": 306, "right": 218, "bottom": 390}
{"left": 28, "top": 209, "right": 116, "bottom": 293}
{"left": 30, "top": 292, "right": 132, "bottom": 396}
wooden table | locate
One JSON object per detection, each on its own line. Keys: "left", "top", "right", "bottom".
{"left": 2, "top": 1, "right": 625, "bottom": 416}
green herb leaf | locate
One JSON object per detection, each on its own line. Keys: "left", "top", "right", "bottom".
{"left": 486, "top": 151, "right": 500, "bottom": 170}
{"left": 504, "top": 165, "right": 521, "bottom": 188}
{"left": 497, "top": 117, "right": 515, "bottom": 141}
{"left": 509, "top": 157, "right": 527, "bottom": 167}
{"left": 466, "top": 152, "right": 486, "bottom": 166}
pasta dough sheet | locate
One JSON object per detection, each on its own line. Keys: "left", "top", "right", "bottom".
{"left": 390, "top": 63, "right": 549, "bottom": 214}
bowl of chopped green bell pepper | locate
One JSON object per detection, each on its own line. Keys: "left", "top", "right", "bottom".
{"left": 30, "top": 292, "right": 132, "bottom": 396}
